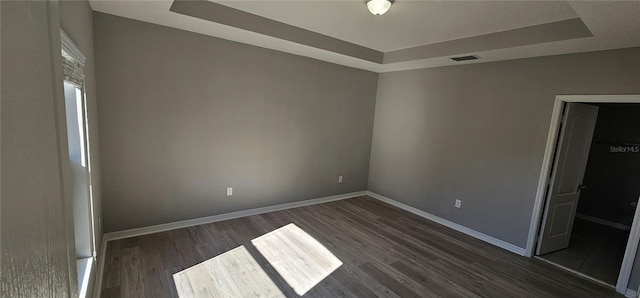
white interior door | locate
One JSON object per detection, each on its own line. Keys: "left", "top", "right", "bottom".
{"left": 536, "top": 102, "right": 599, "bottom": 255}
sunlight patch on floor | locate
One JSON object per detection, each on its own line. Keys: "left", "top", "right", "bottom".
{"left": 251, "top": 223, "right": 343, "bottom": 296}
{"left": 173, "top": 245, "right": 284, "bottom": 298}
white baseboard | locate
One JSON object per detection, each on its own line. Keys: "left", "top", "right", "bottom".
{"left": 626, "top": 288, "right": 638, "bottom": 298}
{"left": 103, "top": 191, "right": 366, "bottom": 242}
{"left": 366, "top": 191, "right": 526, "bottom": 256}
{"left": 95, "top": 189, "right": 532, "bottom": 296}
{"left": 576, "top": 213, "right": 631, "bottom": 231}
{"left": 94, "top": 191, "right": 365, "bottom": 297}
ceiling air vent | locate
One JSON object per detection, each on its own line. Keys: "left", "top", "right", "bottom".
{"left": 451, "top": 55, "right": 480, "bottom": 62}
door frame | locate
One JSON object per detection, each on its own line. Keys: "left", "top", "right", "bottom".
{"left": 525, "top": 94, "right": 640, "bottom": 294}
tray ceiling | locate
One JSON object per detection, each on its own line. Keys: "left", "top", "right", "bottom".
{"left": 89, "top": 0, "right": 640, "bottom": 73}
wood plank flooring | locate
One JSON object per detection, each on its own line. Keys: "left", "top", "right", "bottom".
{"left": 100, "top": 196, "right": 622, "bottom": 297}
{"left": 173, "top": 246, "right": 284, "bottom": 297}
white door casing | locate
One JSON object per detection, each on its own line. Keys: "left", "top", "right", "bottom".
{"left": 527, "top": 95, "right": 640, "bottom": 294}
{"left": 536, "top": 102, "right": 599, "bottom": 255}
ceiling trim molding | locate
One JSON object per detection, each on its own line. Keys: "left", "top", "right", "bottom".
{"left": 89, "top": 0, "right": 640, "bottom": 72}
{"left": 170, "top": 0, "right": 384, "bottom": 64}
{"left": 384, "top": 18, "right": 593, "bottom": 64}
{"left": 170, "top": 1, "right": 594, "bottom": 66}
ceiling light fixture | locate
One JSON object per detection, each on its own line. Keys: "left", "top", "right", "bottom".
{"left": 367, "top": 0, "right": 392, "bottom": 16}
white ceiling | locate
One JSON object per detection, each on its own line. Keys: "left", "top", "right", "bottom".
{"left": 88, "top": 0, "right": 640, "bottom": 73}
{"left": 218, "top": 0, "right": 579, "bottom": 52}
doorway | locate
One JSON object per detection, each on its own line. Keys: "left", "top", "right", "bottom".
{"left": 538, "top": 103, "right": 640, "bottom": 286}
{"left": 527, "top": 95, "right": 640, "bottom": 295}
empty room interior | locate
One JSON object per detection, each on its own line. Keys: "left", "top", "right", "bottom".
{"left": 3, "top": 0, "right": 640, "bottom": 297}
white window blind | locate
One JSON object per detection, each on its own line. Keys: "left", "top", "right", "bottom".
{"left": 61, "top": 29, "right": 86, "bottom": 86}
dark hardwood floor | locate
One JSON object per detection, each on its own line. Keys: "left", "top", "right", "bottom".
{"left": 100, "top": 196, "right": 621, "bottom": 297}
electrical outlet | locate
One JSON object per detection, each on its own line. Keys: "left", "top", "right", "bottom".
{"left": 455, "top": 199, "right": 462, "bottom": 208}
{"left": 338, "top": 176, "right": 343, "bottom": 183}
{"left": 227, "top": 187, "right": 233, "bottom": 196}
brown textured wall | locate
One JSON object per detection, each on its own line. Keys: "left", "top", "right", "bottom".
{"left": 1, "top": 1, "right": 75, "bottom": 296}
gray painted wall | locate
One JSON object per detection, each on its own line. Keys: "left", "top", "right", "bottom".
{"left": 1, "top": 1, "right": 76, "bottom": 296}
{"left": 94, "top": 13, "right": 378, "bottom": 232}
{"left": 578, "top": 104, "right": 640, "bottom": 226}
{"left": 59, "top": 0, "right": 102, "bottom": 295}
{"left": 368, "top": 48, "right": 640, "bottom": 288}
